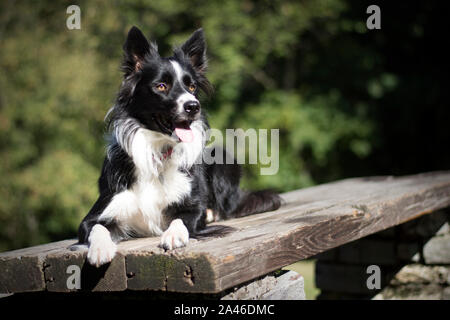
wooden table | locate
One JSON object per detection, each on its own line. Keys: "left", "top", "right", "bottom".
{"left": 1, "top": 171, "right": 449, "bottom": 295}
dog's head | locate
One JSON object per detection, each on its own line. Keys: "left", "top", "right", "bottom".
{"left": 118, "top": 26, "right": 211, "bottom": 143}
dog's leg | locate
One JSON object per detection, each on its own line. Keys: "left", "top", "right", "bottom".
{"left": 84, "top": 190, "right": 139, "bottom": 266}
{"left": 87, "top": 224, "right": 117, "bottom": 267}
{"left": 159, "top": 218, "right": 190, "bottom": 250}
{"left": 160, "top": 204, "right": 206, "bottom": 250}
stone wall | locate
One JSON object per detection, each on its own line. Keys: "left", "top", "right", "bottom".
{"left": 314, "top": 209, "right": 450, "bottom": 300}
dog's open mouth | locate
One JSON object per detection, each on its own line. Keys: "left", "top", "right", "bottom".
{"left": 153, "top": 115, "right": 194, "bottom": 143}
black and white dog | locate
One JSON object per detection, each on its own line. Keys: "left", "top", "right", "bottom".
{"left": 76, "top": 26, "right": 281, "bottom": 267}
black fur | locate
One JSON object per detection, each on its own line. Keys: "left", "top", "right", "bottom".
{"left": 77, "top": 26, "right": 281, "bottom": 251}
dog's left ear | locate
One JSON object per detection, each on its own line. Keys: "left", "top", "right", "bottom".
{"left": 181, "top": 28, "right": 207, "bottom": 74}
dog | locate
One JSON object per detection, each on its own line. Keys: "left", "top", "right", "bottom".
{"left": 75, "top": 26, "right": 281, "bottom": 267}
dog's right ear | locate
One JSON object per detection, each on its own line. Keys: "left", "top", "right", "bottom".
{"left": 122, "top": 26, "right": 158, "bottom": 75}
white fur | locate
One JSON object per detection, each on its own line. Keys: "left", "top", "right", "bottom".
{"left": 170, "top": 60, "right": 184, "bottom": 82}
{"left": 170, "top": 60, "right": 199, "bottom": 113}
{"left": 160, "top": 219, "right": 189, "bottom": 250}
{"left": 130, "top": 128, "right": 168, "bottom": 177}
{"left": 113, "top": 118, "right": 141, "bottom": 155}
{"left": 87, "top": 224, "right": 117, "bottom": 267}
{"left": 97, "top": 119, "right": 206, "bottom": 242}
{"left": 205, "top": 209, "right": 215, "bottom": 223}
{"left": 173, "top": 120, "right": 207, "bottom": 168}
{"left": 176, "top": 92, "right": 198, "bottom": 113}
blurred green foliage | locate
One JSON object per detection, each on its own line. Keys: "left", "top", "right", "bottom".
{"left": 0, "top": 0, "right": 448, "bottom": 251}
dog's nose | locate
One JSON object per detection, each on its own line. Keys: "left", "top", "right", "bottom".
{"left": 183, "top": 101, "right": 200, "bottom": 115}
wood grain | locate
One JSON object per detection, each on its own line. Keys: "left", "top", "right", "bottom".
{"left": 0, "top": 240, "right": 74, "bottom": 293}
{"left": 1, "top": 171, "right": 449, "bottom": 294}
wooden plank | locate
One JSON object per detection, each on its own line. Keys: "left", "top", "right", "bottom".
{"left": 0, "top": 240, "right": 75, "bottom": 293}
{"left": 0, "top": 171, "right": 449, "bottom": 294}
{"left": 126, "top": 252, "right": 216, "bottom": 292}
{"left": 44, "top": 248, "right": 127, "bottom": 292}
{"left": 124, "top": 171, "right": 450, "bottom": 293}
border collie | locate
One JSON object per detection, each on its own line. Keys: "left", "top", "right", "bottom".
{"left": 76, "top": 26, "right": 281, "bottom": 267}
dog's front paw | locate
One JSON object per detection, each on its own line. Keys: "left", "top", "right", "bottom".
{"left": 160, "top": 219, "right": 189, "bottom": 250}
{"left": 87, "top": 224, "right": 117, "bottom": 267}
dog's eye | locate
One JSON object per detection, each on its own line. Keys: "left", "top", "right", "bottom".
{"left": 156, "top": 83, "right": 168, "bottom": 92}
{"left": 188, "top": 84, "right": 196, "bottom": 92}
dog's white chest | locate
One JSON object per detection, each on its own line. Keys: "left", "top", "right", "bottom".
{"left": 99, "top": 125, "right": 204, "bottom": 237}
{"left": 128, "top": 165, "right": 191, "bottom": 235}
{"left": 127, "top": 129, "right": 194, "bottom": 235}
{"left": 99, "top": 162, "right": 192, "bottom": 237}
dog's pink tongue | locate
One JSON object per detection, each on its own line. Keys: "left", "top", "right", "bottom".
{"left": 175, "top": 127, "right": 194, "bottom": 143}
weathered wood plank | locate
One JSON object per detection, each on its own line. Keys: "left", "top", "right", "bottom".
{"left": 0, "top": 240, "right": 74, "bottom": 293}
{"left": 124, "top": 171, "right": 450, "bottom": 293}
{"left": 126, "top": 252, "right": 216, "bottom": 292}
{"left": 0, "top": 171, "right": 449, "bottom": 294}
{"left": 44, "top": 249, "right": 127, "bottom": 292}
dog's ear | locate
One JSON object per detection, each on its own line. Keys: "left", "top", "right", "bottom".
{"left": 122, "top": 26, "right": 158, "bottom": 75}
{"left": 181, "top": 28, "right": 207, "bottom": 74}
